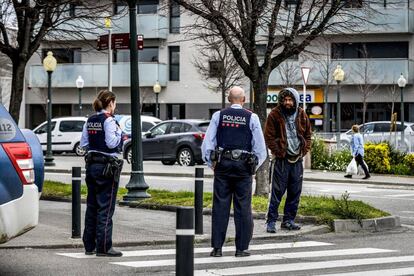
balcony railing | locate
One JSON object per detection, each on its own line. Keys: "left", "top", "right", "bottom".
{"left": 28, "top": 62, "right": 168, "bottom": 88}
{"left": 269, "top": 59, "right": 413, "bottom": 86}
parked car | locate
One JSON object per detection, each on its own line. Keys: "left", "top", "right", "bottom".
{"left": 33, "top": 117, "right": 87, "bottom": 156}
{"left": 0, "top": 103, "right": 44, "bottom": 244}
{"left": 337, "top": 121, "right": 414, "bottom": 150}
{"left": 33, "top": 115, "right": 161, "bottom": 156}
{"left": 123, "top": 119, "right": 210, "bottom": 166}
{"left": 114, "top": 114, "right": 162, "bottom": 136}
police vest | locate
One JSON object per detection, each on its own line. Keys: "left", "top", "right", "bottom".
{"left": 217, "top": 107, "right": 253, "bottom": 151}
{"left": 87, "top": 113, "right": 119, "bottom": 154}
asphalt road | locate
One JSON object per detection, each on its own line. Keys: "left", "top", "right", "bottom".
{"left": 3, "top": 229, "right": 414, "bottom": 275}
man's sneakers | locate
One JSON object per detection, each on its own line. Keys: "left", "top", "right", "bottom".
{"left": 281, "top": 220, "right": 301, "bottom": 230}
{"left": 96, "top": 247, "right": 123, "bottom": 257}
{"left": 210, "top": 248, "right": 222, "bottom": 257}
{"left": 266, "top": 221, "right": 276, "bottom": 233}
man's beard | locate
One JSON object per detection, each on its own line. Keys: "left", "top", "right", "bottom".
{"left": 281, "top": 104, "right": 296, "bottom": 116}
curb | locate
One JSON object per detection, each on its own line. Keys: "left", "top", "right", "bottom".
{"left": 0, "top": 225, "right": 330, "bottom": 250}
{"left": 44, "top": 168, "right": 414, "bottom": 186}
{"left": 333, "top": 216, "right": 401, "bottom": 232}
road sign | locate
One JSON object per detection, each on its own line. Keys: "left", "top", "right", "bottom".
{"left": 97, "top": 33, "right": 144, "bottom": 50}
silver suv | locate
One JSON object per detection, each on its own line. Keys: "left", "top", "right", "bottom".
{"left": 338, "top": 121, "right": 414, "bottom": 152}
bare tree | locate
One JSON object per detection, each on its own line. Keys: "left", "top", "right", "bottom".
{"left": 192, "top": 27, "right": 245, "bottom": 109}
{"left": 276, "top": 60, "right": 300, "bottom": 88}
{"left": 0, "top": 0, "right": 114, "bottom": 123}
{"left": 140, "top": 88, "right": 154, "bottom": 114}
{"left": 173, "top": 0, "right": 379, "bottom": 195}
{"left": 388, "top": 82, "right": 399, "bottom": 122}
{"left": 355, "top": 45, "right": 380, "bottom": 125}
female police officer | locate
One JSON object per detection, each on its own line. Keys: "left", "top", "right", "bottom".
{"left": 80, "top": 90, "right": 124, "bottom": 257}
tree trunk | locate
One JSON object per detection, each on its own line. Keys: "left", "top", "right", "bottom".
{"left": 362, "top": 99, "right": 367, "bottom": 125}
{"left": 221, "top": 87, "right": 226, "bottom": 109}
{"left": 253, "top": 76, "right": 270, "bottom": 196}
{"left": 9, "top": 60, "right": 27, "bottom": 123}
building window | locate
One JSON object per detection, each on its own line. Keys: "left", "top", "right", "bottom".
{"left": 169, "top": 46, "right": 180, "bottom": 81}
{"left": 113, "top": 47, "right": 159, "bottom": 63}
{"left": 285, "top": 0, "right": 298, "bottom": 6}
{"left": 167, "top": 104, "right": 185, "bottom": 119}
{"left": 42, "top": 48, "right": 81, "bottom": 64}
{"left": 331, "top": 42, "right": 409, "bottom": 59}
{"left": 341, "top": 0, "right": 363, "bottom": 8}
{"left": 209, "top": 61, "right": 224, "bottom": 78}
{"left": 114, "top": 0, "right": 158, "bottom": 15}
{"left": 169, "top": 0, "right": 180, "bottom": 33}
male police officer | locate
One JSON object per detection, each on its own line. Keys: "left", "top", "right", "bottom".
{"left": 202, "top": 86, "right": 266, "bottom": 257}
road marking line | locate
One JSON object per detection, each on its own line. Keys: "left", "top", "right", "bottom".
{"left": 322, "top": 267, "right": 414, "bottom": 276}
{"left": 387, "top": 193, "right": 414, "bottom": 198}
{"left": 110, "top": 248, "right": 394, "bottom": 268}
{"left": 56, "top": 241, "right": 333, "bottom": 259}
{"left": 195, "top": 255, "right": 414, "bottom": 275}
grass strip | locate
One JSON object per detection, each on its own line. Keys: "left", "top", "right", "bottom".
{"left": 41, "top": 180, "right": 389, "bottom": 226}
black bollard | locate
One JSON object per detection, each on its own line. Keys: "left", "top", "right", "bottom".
{"left": 194, "top": 167, "right": 204, "bottom": 235}
{"left": 72, "top": 167, "right": 81, "bottom": 239}
{"left": 176, "top": 207, "right": 194, "bottom": 276}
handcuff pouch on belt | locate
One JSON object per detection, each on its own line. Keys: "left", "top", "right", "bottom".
{"left": 85, "top": 152, "right": 124, "bottom": 180}
{"left": 211, "top": 148, "right": 258, "bottom": 174}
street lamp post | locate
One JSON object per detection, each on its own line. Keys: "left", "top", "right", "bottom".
{"left": 123, "top": 0, "right": 150, "bottom": 202}
{"left": 300, "top": 66, "right": 311, "bottom": 112}
{"left": 43, "top": 51, "right": 57, "bottom": 166}
{"left": 397, "top": 73, "right": 407, "bottom": 149}
{"left": 333, "top": 65, "right": 345, "bottom": 148}
{"left": 105, "top": 17, "right": 113, "bottom": 91}
{"left": 153, "top": 81, "right": 161, "bottom": 118}
{"left": 76, "top": 75, "right": 84, "bottom": 116}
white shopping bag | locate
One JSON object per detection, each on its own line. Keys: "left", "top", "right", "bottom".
{"left": 346, "top": 158, "right": 358, "bottom": 175}
{"left": 357, "top": 161, "right": 369, "bottom": 175}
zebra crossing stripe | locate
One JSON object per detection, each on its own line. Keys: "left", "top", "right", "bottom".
{"left": 56, "top": 241, "right": 332, "bottom": 259}
{"left": 323, "top": 267, "right": 414, "bottom": 276}
{"left": 110, "top": 248, "right": 394, "bottom": 268}
{"left": 195, "top": 255, "right": 414, "bottom": 276}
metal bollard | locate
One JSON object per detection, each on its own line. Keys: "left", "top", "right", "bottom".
{"left": 176, "top": 207, "right": 194, "bottom": 276}
{"left": 194, "top": 167, "right": 204, "bottom": 235}
{"left": 72, "top": 167, "right": 81, "bottom": 239}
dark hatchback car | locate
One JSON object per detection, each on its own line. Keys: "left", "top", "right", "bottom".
{"left": 123, "top": 119, "right": 210, "bottom": 166}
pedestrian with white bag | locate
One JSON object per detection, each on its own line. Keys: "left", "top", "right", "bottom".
{"left": 344, "top": 125, "right": 371, "bottom": 179}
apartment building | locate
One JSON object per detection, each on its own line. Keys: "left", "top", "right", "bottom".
{"left": 23, "top": 0, "right": 414, "bottom": 131}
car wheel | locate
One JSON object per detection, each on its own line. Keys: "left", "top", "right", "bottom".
{"left": 126, "top": 147, "right": 132, "bottom": 163}
{"left": 161, "top": 160, "right": 175, "bottom": 165}
{"left": 177, "top": 148, "right": 195, "bottom": 166}
{"left": 74, "top": 143, "right": 86, "bottom": 156}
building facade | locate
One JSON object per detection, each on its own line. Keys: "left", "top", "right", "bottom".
{"left": 23, "top": 0, "right": 414, "bottom": 131}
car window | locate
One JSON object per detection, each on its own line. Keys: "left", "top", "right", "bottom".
{"left": 169, "top": 122, "right": 183, "bottom": 134}
{"left": 395, "top": 123, "right": 405, "bottom": 132}
{"left": 182, "top": 123, "right": 192, "bottom": 132}
{"left": 374, "top": 123, "right": 390, "bottom": 133}
{"left": 142, "top": 121, "right": 154, "bottom": 132}
{"left": 150, "top": 123, "right": 170, "bottom": 136}
{"left": 197, "top": 122, "right": 210, "bottom": 132}
{"left": 59, "top": 121, "right": 85, "bottom": 132}
{"left": 34, "top": 122, "right": 56, "bottom": 134}
{"left": 411, "top": 125, "right": 414, "bottom": 132}
{"left": 361, "top": 124, "right": 374, "bottom": 134}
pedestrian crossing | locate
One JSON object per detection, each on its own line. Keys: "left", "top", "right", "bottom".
{"left": 57, "top": 240, "right": 414, "bottom": 275}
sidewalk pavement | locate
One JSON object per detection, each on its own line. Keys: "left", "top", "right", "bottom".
{"left": 0, "top": 200, "right": 328, "bottom": 249}
{"left": 46, "top": 156, "right": 414, "bottom": 187}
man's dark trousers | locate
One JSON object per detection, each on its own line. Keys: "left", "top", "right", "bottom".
{"left": 267, "top": 158, "right": 303, "bottom": 223}
{"left": 212, "top": 159, "right": 253, "bottom": 251}
{"left": 83, "top": 162, "right": 119, "bottom": 254}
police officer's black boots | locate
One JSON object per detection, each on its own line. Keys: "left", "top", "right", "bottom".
{"left": 96, "top": 247, "right": 123, "bottom": 257}
{"left": 235, "top": 250, "right": 251, "bottom": 257}
{"left": 210, "top": 248, "right": 222, "bottom": 257}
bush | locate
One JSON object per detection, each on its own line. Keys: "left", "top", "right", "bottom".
{"left": 403, "top": 153, "right": 414, "bottom": 174}
{"left": 311, "top": 135, "right": 330, "bottom": 170}
{"left": 385, "top": 141, "right": 407, "bottom": 166}
{"left": 364, "top": 143, "right": 391, "bottom": 174}
{"left": 390, "top": 163, "right": 412, "bottom": 176}
{"left": 326, "top": 150, "right": 352, "bottom": 172}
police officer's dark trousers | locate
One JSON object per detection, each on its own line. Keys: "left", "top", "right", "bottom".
{"left": 83, "top": 162, "right": 119, "bottom": 253}
{"left": 212, "top": 158, "right": 253, "bottom": 251}
{"left": 267, "top": 158, "right": 303, "bottom": 223}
